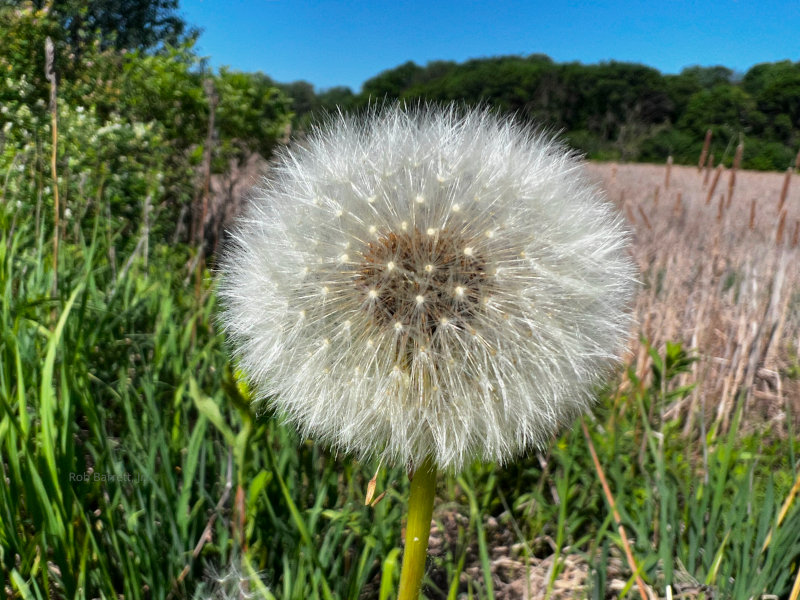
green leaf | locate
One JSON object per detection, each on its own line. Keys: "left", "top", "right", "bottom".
{"left": 189, "top": 377, "right": 235, "bottom": 445}
{"left": 40, "top": 283, "right": 83, "bottom": 505}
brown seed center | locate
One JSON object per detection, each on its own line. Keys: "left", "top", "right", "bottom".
{"left": 356, "top": 229, "right": 490, "bottom": 337}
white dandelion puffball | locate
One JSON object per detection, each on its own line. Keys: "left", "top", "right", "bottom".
{"left": 219, "top": 105, "right": 637, "bottom": 472}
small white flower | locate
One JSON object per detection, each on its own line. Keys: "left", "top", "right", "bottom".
{"left": 219, "top": 105, "right": 637, "bottom": 471}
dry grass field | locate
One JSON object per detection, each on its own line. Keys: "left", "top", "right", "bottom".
{"left": 585, "top": 161, "right": 800, "bottom": 438}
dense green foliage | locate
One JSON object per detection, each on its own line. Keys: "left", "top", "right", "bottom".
{"left": 6, "top": 0, "right": 190, "bottom": 50}
{"left": 2, "top": 3, "right": 800, "bottom": 598}
{"left": 288, "top": 56, "right": 800, "bottom": 171}
{"left": 1, "top": 2, "right": 292, "bottom": 246}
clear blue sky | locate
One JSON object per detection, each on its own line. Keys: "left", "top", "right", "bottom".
{"left": 179, "top": 0, "right": 800, "bottom": 92}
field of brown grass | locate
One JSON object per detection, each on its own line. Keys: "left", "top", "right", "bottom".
{"left": 585, "top": 161, "right": 800, "bottom": 437}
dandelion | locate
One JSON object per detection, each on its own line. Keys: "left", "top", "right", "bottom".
{"left": 218, "top": 104, "right": 637, "bottom": 598}
{"left": 195, "top": 559, "right": 270, "bottom": 600}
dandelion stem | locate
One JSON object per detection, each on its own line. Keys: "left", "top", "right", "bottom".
{"left": 397, "top": 456, "right": 436, "bottom": 600}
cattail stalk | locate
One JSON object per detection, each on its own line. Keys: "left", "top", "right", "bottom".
{"left": 637, "top": 205, "right": 652, "bottom": 230}
{"left": 703, "top": 153, "right": 714, "bottom": 187}
{"left": 625, "top": 204, "right": 636, "bottom": 225}
{"left": 673, "top": 192, "right": 682, "bottom": 218}
{"left": 727, "top": 143, "right": 743, "bottom": 208}
{"left": 717, "top": 194, "right": 725, "bottom": 222}
{"left": 45, "top": 37, "right": 60, "bottom": 296}
{"left": 749, "top": 199, "right": 756, "bottom": 231}
{"left": 654, "top": 185, "right": 660, "bottom": 206}
{"left": 698, "top": 129, "right": 712, "bottom": 172}
{"left": 778, "top": 167, "right": 792, "bottom": 213}
{"left": 706, "top": 164, "right": 724, "bottom": 205}
{"left": 665, "top": 156, "right": 673, "bottom": 189}
{"left": 776, "top": 210, "right": 787, "bottom": 245}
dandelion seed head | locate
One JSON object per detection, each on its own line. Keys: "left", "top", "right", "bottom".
{"left": 219, "top": 104, "right": 637, "bottom": 472}
{"left": 195, "top": 561, "right": 270, "bottom": 600}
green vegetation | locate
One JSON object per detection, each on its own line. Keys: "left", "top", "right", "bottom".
{"left": 290, "top": 57, "right": 800, "bottom": 171}
{"left": 1, "top": 2, "right": 799, "bottom": 598}
{"left": 1, "top": 1, "right": 291, "bottom": 249}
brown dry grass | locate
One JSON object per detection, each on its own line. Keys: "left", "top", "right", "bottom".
{"left": 586, "top": 161, "right": 800, "bottom": 437}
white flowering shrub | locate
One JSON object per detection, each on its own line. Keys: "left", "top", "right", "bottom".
{"left": 1, "top": 98, "right": 168, "bottom": 244}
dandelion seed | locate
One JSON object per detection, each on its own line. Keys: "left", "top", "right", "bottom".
{"left": 218, "top": 104, "right": 636, "bottom": 473}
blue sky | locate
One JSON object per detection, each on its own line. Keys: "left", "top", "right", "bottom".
{"left": 179, "top": 1, "right": 800, "bottom": 92}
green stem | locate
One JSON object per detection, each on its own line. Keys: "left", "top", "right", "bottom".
{"left": 397, "top": 456, "right": 437, "bottom": 600}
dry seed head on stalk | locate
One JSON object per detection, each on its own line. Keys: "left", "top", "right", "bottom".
{"left": 218, "top": 104, "right": 637, "bottom": 472}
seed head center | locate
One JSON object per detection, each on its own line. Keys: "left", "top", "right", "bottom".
{"left": 357, "top": 228, "right": 489, "bottom": 337}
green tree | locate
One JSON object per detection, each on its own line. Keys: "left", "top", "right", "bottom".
{"left": 316, "top": 86, "right": 356, "bottom": 113}
{"left": 279, "top": 80, "right": 317, "bottom": 118}
{"left": 742, "top": 61, "right": 800, "bottom": 143}
{"left": 215, "top": 68, "right": 292, "bottom": 173}
{"left": 679, "top": 85, "right": 761, "bottom": 136}
{"left": 679, "top": 65, "right": 734, "bottom": 88}
{"left": 661, "top": 65, "right": 734, "bottom": 120}
{"left": 19, "top": 0, "right": 191, "bottom": 50}
{"left": 362, "top": 60, "right": 425, "bottom": 99}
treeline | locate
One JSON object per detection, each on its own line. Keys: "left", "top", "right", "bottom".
{"left": 284, "top": 56, "right": 800, "bottom": 171}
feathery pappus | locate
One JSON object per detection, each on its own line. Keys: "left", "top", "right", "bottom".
{"left": 218, "top": 104, "right": 637, "bottom": 472}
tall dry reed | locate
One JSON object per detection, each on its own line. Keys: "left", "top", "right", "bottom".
{"left": 588, "top": 162, "right": 800, "bottom": 436}
{"left": 706, "top": 164, "right": 724, "bottom": 205}
{"left": 45, "top": 37, "right": 60, "bottom": 296}
{"left": 698, "top": 129, "right": 712, "bottom": 172}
